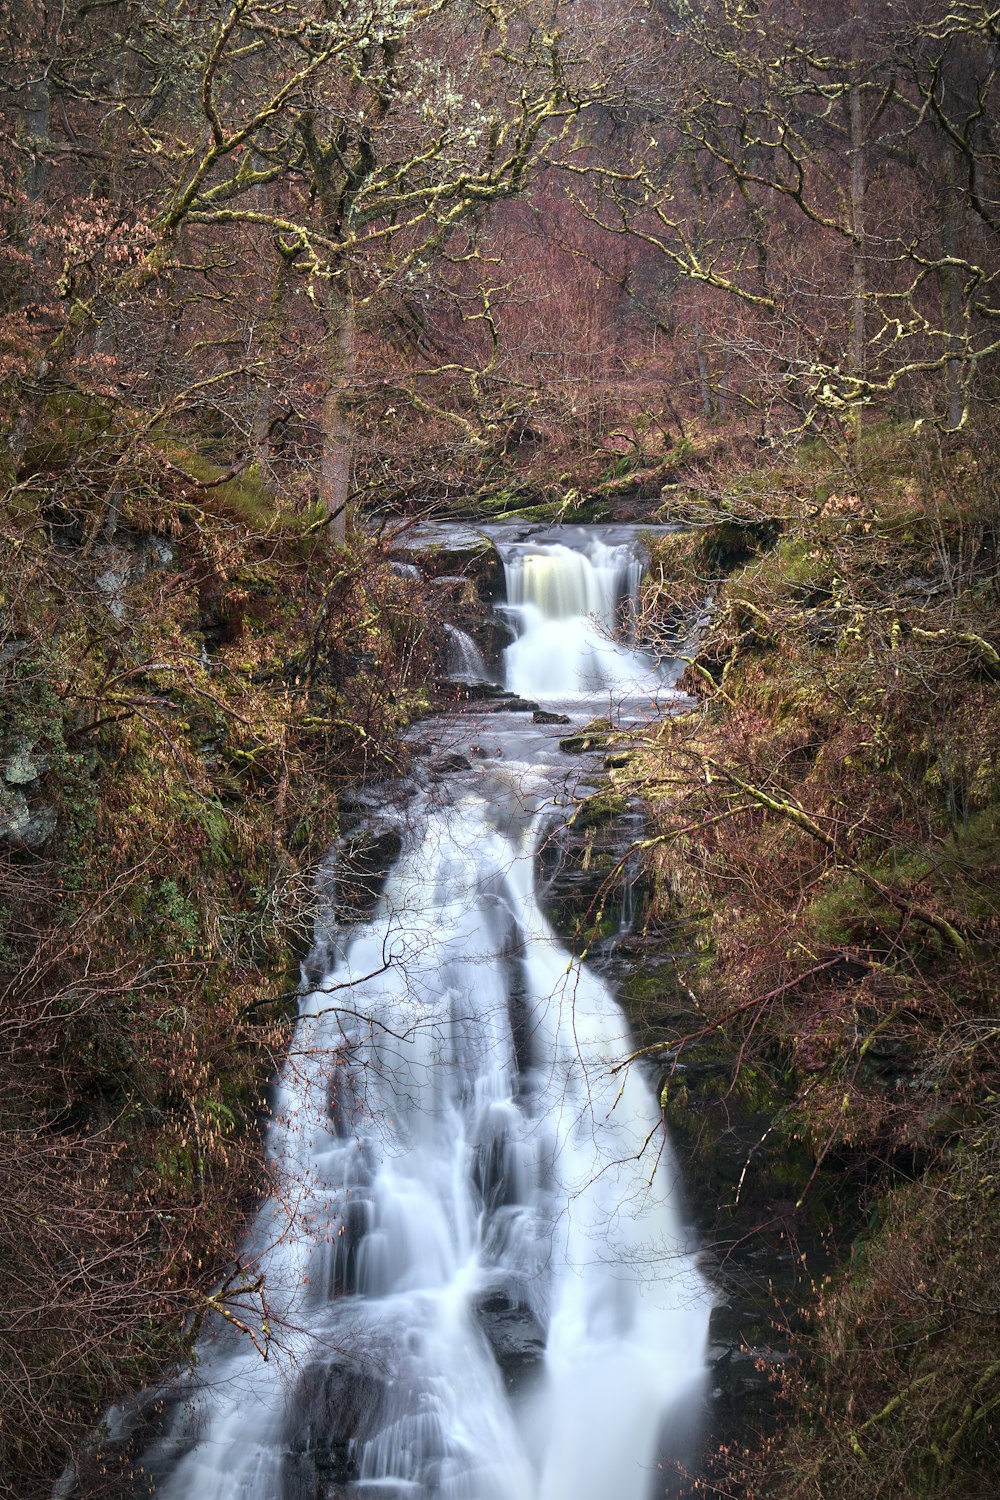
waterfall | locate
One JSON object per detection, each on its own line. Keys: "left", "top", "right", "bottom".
{"left": 499, "top": 535, "right": 667, "bottom": 703}
{"left": 443, "top": 623, "right": 491, "bottom": 684}
{"left": 140, "top": 528, "right": 710, "bottom": 1500}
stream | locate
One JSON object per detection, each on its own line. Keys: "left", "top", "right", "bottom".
{"left": 139, "top": 526, "right": 711, "bottom": 1500}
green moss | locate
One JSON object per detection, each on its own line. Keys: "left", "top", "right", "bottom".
{"left": 20, "top": 388, "right": 116, "bottom": 474}
{"left": 571, "top": 790, "right": 627, "bottom": 831}
{"left": 161, "top": 443, "right": 297, "bottom": 532}
{"left": 559, "top": 717, "right": 614, "bottom": 754}
{"left": 152, "top": 879, "right": 202, "bottom": 954}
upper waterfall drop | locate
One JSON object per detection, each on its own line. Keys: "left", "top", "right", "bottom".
{"left": 503, "top": 540, "right": 633, "bottom": 624}
{"left": 498, "top": 532, "right": 670, "bottom": 704}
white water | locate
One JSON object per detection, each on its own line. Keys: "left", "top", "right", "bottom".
{"left": 500, "top": 535, "right": 670, "bottom": 705}
{"left": 143, "top": 530, "right": 709, "bottom": 1500}
{"left": 443, "top": 624, "right": 491, "bottom": 685}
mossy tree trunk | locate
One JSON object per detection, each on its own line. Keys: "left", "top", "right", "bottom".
{"left": 250, "top": 234, "right": 293, "bottom": 478}
{"left": 848, "top": 68, "right": 867, "bottom": 451}
{"left": 318, "top": 276, "right": 356, "bottom": 547}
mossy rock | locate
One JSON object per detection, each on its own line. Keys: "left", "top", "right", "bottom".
{"left": 700, "top": 518, "right": 781, "bottom": 572}
{"left": 558, "top": 718, "right": 614, "bottom": 754}
{"left": 395, "top": 536, "right": 503, "bottom": 600}
{"left": 571, "top": 790, "right": 627, "bottom": 832}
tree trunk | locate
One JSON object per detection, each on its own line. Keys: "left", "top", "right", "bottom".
{"left": 940, "top": 145, "right": 965, "bottom": 431}
{"left": 6, "top": 37, "right": 54, "bottom": 463}
{"left": 21, "top": 64, "right": 51, "bottom": 202}
{"left": 688, "top": 150, "right": 714, "bottom": 420}
{"left": 250, "top": 250, "right": 290, "bottom": 474}
{"left": 693, "top": 292, "right": 713, "bottom": 419}
{"left": 318, "top": 280, "right": 356, "bottom": 547}
{"left": 849, "top": 76, "right": 867, "bottom": 398}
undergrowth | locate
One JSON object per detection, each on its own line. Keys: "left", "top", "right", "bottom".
{"left": 0, "top": 396, "right": 436, "bottom": 1495}
{"left": 630, "top": 422, "right": 1000, "bottom": 1499}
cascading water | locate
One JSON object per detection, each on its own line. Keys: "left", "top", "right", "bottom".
{"left": 139, "top": 528, "right": 709, "bottom": 1500}
{"left": 499, "top": 532, "right": 664, "bottom": 704}
{"left": 442, "top": 624, "right": 491, "bottom": 685}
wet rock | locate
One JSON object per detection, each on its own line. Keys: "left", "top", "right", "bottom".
{"left": 431, "top": 573, "right": 479, "bottom": 597}
{"left": 660, "top": 1054, "right": 730, "bottom": 1087}
{"left": 389, "top": 529, "right": 502, "bottom": 601}
{"left": 439, "top": 688, "right": 540, "bottom": 714}
{"left": 572, "top": 791, "right": 627, "bottom": 832}
{"left": 434, "top": 679, "right": 510, "bottom": 705}
{"left": 708, "top": 1336, "right": 785, "bottom": 1408}
{"left": 282, "top": 1360, "right": 389, "bottom": 1495}
{"left": 334, "top": 827, "right": 403, "bottom": 921}
{"left": 474, "top": 1292, "right": 546, "bottom": 1391}
{"left": 336, "top": 775, "right": 416, "bottom": 829}
{"left": 558, "top": 718, "right": 613, "bottom": 754}
{"left": 431, "top": 753, "right": 472, "bottom": 775}
{"left": 535, "top": 790, "right": 645, "bottom": 955}
{"left": 532, "top": 709, "right": 570, "bottom": 725}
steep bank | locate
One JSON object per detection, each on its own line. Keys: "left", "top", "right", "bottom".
{"left": 626, "top": 426, "right": 1000, "bottom": 1498}
{"left": 0, "top": 434, "right": 441, "bottom": 1496}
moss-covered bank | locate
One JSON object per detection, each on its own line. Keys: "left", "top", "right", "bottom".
{"left": 1, "top": 405, "right": 439, "bottom": 1496}
{"left": 626, "top": 424, "right": 1000, "bottom": 1499}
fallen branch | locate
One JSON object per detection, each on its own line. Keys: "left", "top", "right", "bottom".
{"left": 910, "top": 626, "right": 1000, "bottom": 677}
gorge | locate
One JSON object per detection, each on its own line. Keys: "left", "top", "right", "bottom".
{"left": 135, "top": 528, "right": 711, "bottom": 1500}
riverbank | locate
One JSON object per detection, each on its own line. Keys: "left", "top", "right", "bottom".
{"left": 625, "top": 424, "right": 1000, "bottom": 1498}
{"left": 0, "top": 447, "right": 442, "bottom": 1494}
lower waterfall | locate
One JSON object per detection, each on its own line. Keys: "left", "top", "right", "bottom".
{"left": 141, "top": 527, "right": 710, "bottom": 1500}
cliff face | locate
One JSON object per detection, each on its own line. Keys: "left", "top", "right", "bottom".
{"left": 630, "top": 426, "right": 1000, "bottom": 1499}
{"left": 0, "top": 420, "right": 438, "bottom": 1496}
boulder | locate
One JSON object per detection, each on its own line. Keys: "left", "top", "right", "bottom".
{"left": 4, "top": 737, "right": 49, "bottom": 784}
{"left": 0, "top": 786, "right": 56, "bottom": 848}
{"left": 474, "top": 1292, "right": 546, "bottom": 1392}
